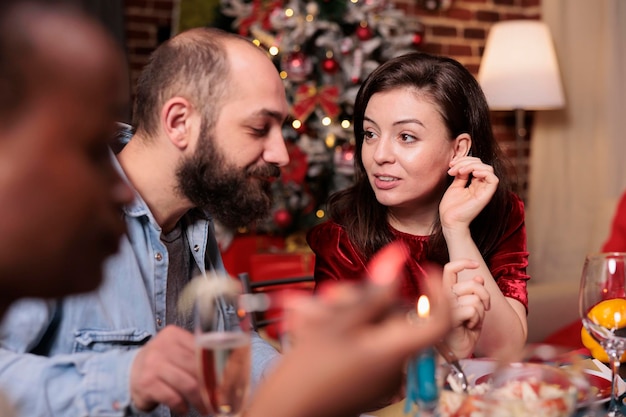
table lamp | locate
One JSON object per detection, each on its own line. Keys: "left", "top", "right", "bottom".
{"left": 478, "top": 20, "right": 565, "bottom": 195}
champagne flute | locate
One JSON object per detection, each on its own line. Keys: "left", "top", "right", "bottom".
{"left": 194, "top": 278, "right": 251, "bottom": 417}
{"left": 579, "top": 252, "right": 626, "bottom": 417}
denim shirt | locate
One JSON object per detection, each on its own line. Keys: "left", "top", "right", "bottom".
{"left": 0, "top": 138, "right": 279, "bottom": 417}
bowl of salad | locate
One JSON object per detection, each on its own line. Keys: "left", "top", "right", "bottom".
{"left": 439, "top": 362, "right": 578, "bottom": 417}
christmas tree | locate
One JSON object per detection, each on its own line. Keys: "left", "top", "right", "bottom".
{"left": 217, "top": 0, "right": 424, "bottom": 240}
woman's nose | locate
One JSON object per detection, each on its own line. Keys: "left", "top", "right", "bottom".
{"left": 372, "top": 137, "right": 394, "bottom": 164}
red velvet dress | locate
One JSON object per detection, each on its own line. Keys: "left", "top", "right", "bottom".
{"left": 602, "top": 191, "right": 626, "bottom": 252}
{"left": 306, "top": 194, "right": 530, "bottom": 311}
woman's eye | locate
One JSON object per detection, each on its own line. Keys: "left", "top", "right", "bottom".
{"left": 400, "top": 133, "right": 417, "bottom": 143}
{"left": 363, "top": 131, "right": 376, "bottom": 140}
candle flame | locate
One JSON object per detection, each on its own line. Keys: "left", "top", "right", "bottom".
{"left": 417, "top": 295, "right": 430, "bottom": 318}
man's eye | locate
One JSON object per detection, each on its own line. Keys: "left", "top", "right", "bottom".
{"left": 252, "top": 126, "right": 269, "bottom": 136}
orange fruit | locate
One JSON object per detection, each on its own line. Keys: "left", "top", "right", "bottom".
{"left": 581, "top": 298, "right": 626, "bottom": 363}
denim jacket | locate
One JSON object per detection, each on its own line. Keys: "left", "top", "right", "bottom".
{"left": 0, "top": 135, "right": 279, "bottom": 417}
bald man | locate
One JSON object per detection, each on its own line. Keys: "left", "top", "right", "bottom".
{"left": 0, "top": 23, "right": 289, "bottom": 417}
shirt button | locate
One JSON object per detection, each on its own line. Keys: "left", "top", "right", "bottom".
{"left": 112, "top": 401, "right": 121, "bottom": 410}
{"left": 193, "top": 244, "right": 200, "bottom": 252}
{"left": 156, "top": 318, "right": 162, "bottom": 326}
{"left": 155, "top": 252, "right": 163, "bottom": 261}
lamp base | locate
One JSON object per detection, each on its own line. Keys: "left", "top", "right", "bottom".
{"left": 514, "top": 108, "right": 527, "bottom": 197}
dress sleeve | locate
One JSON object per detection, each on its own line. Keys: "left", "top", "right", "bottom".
{"left": 306, "top": 222, "right": 369, "bottom": 291}
{"left": 487, "top": 194, "right": 530, "bottom": 312}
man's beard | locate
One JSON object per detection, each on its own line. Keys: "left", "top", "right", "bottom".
{"left": 175, "top": 126, "right": 281, "bottom": 229}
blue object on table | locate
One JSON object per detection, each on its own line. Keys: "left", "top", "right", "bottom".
{"left": 405, "top": 347, "right": 439, "bottom": 416}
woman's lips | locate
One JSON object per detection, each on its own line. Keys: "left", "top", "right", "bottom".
{"left": 373, "top": 174, "right": 400, "bottom": 190}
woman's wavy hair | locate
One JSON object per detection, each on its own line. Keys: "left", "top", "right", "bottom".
{"left": 327, "top": 52, "right": 513, "bottom": 263}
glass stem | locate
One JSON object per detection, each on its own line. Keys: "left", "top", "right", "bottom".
{"left": 608, "top": 350, "right": 624, "bottom": 416}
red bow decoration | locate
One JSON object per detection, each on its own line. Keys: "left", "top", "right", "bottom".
{"left": 237, "top": 0, "right": 283, "bottom": 36}
{"left": 292, "top": 83, "right": 340, "bottom": 122}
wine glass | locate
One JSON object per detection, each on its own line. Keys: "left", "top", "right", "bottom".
{"left": 579, "top": 252, "right": 626, "bottom": 417}
{"left": 194, "top": 278, "right": 251, "bottom": 417}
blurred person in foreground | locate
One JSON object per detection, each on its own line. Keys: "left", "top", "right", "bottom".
{"left": 0, "top": 0, "right": 131, "bottom": 310}
{"left": 0, "top": 20, "right": 288, "bottom": 417}
{"left": 0, "top": 0, "right": 133, "bottom": 414}
{"left": 245, "top": 242, "right": 453, "bottom": 417}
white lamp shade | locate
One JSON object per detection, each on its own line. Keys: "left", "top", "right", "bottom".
{"left": 478, "top": 20, "right": 565, "bottom": 110}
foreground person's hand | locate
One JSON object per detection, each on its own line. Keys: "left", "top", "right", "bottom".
{"left": 244, "top": 242, "right": 453, "bottom": 417}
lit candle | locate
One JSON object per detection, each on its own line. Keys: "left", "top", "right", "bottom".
{"left": 406, "top": 295, "right": 438, "bottom": 415}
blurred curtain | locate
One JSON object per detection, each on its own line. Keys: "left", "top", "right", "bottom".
{"left": 527, "top": 0, "right": 626, "bottom": 283}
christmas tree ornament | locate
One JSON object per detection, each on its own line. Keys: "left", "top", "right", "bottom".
{"left": 282, "top": 50, "right": 313, "bottom": 82}
{"left": 232, "top": 0, "right": 283, "bottom": 36}
{"left": 350, "top": 48, "right": 364, "bottom": 84}
{"left": 321, "top": 55, "right": 340, "bottom": 74}
{"left": 356, "top": 22, "right": 373, "bottom": 40}
{"left": 273, "top": 208, "right": 293, "bottom": 229}
{"left": 412, "top": 31, "right": 424, "bottom": 46}
{"left": 292, "top": 83, "right": 340, "bottom": 122}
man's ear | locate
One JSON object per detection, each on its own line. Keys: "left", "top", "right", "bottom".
{"left": 160, "top": 97, "right": 194, "bottom": 150}
{"left": 452, "top": 133, "right": 472, "bottom": 159}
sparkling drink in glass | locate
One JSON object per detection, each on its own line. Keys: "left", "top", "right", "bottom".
{"left": 194, "top": 277, "right": 251, "bottom": 417}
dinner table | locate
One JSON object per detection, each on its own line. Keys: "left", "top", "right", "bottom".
{"left": 361, "top": 350, "right": 626, "bottom": 417}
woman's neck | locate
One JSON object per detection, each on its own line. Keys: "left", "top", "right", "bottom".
{"left": 387, "top": 206, "right": 436, "bottom": 236}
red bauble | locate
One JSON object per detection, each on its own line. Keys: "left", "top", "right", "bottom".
{"left": 283, "top": 51, "right": 313, "bottom": 82}
{"left": 355, "top": 25, "right": 372, "bottom": 41}
{"left": 412, "top": 32, "right": 424, "bottom": 46}
{"left": 321, "top": 57, "right": 340, "bottom": 74}
{"left": 273, "top": 209, "right": 293, "bottom": 229}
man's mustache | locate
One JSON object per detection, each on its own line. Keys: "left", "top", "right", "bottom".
{"left": 247, "top": 164, "right": 281, "bottom": 180}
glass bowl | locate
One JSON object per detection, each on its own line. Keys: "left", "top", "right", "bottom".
{"left": 439, "top": 362, "right": 578, "bottom": 417}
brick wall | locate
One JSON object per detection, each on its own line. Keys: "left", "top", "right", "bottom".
{"left": 123, "top": 0, "right": 542, "bottom": 198}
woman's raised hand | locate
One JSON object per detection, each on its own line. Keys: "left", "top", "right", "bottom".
{"left": 439, "top": 156, "right": 499, "bottom": 232}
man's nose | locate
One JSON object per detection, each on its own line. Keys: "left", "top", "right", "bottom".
{"left": 264, "top": 130, "right": 290, "bottom": 167}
